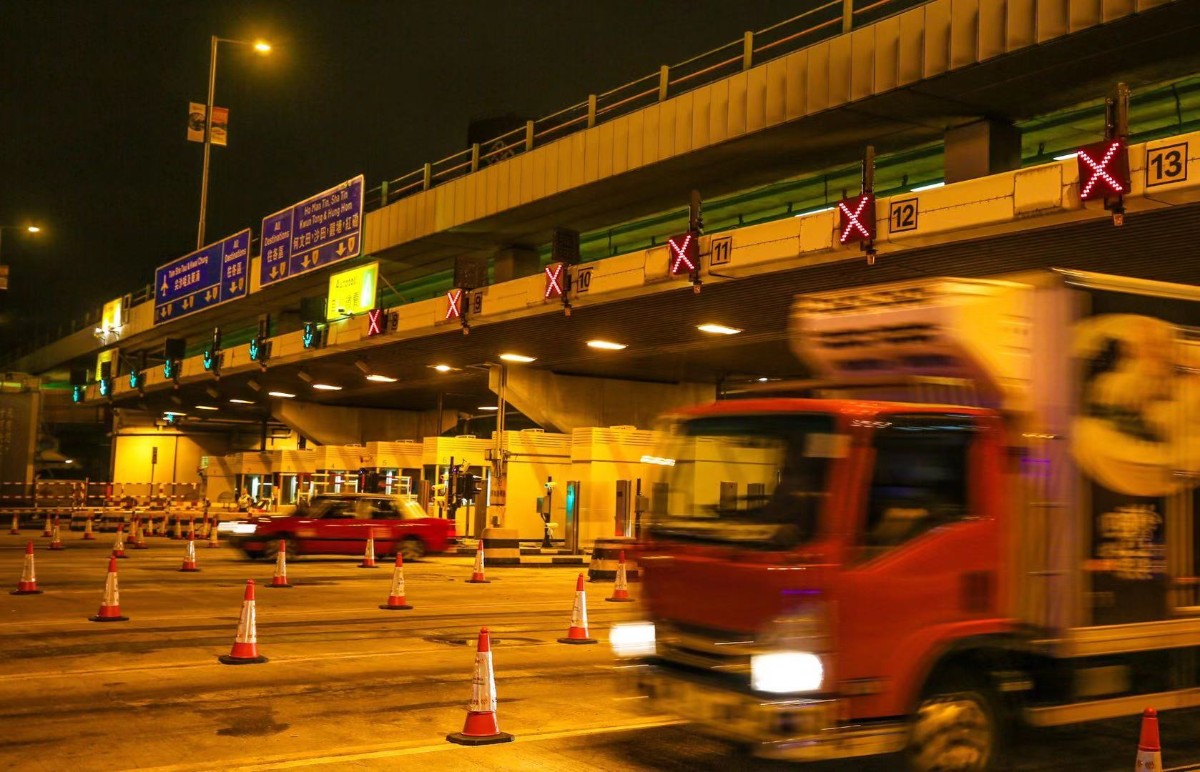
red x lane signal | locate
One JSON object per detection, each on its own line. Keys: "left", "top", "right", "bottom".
{"left": 445, "top": 289, "right": 463, "bottom": 320}
{"left": 668, "top": 232, "right": 698, "bottom": 276}
{"left": 367, "top": 308, "right": 384, "bottom": 336}
{"left": 544, "top": 262, "right": 566, "bottom": 299}
{"left": 837, "top": 193, "right": 875, "bottom": 245}
{"left": 1076, "top": 138, "right": 1129, "bottom": 201}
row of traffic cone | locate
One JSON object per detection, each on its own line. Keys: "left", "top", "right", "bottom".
{"left": 10, "top": 513, "right": 221, "bottom": 542}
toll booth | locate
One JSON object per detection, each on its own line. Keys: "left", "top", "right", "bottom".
{"left": 310, "top": 445, "right": 369, "bottom": 497}
{"left": 570, "top": 426, "right": 659, "bottom": 548}
{"left": 493, "top": 429, "right": 571, "bottom": 540}
{"left": 422, "top": 435, "right": 491, "bottom": 535}
{"left": 361, "top": 441, "right": 424, "bottom": 495}
{"left": 205, "top": 451, "right": 278, "bottom": 509}
{"left": 278, "top": 449, "right": 319, "bottom": 507}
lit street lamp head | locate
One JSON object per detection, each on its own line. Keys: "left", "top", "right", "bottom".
{"left": 26, "top": 226, "right": 40, "bottom": 234}
{"left": 253, "top": 40, "right": 271, "bottom": 54}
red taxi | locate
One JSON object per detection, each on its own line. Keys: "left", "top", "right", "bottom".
{"left": 225, "top": 493, "right": 456, "bottom": 561}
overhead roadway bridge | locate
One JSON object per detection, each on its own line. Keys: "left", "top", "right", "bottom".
{"left": 8, "top": 0, "right": 1200, "bottom": 457}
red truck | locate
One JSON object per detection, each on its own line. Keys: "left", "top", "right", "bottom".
{"left": 613, "top": 270, "right": 1200, "bottom": 769}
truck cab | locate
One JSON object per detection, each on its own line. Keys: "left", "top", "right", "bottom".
{"left": 617, "top": 271, "right": 1200, "bottom": 770}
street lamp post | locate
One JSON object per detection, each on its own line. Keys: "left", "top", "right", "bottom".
{"left": 196, "top": 37, "right": 270, "bottom": 249}
{"left": 0, "top": 225, "right": 41, "bottom": 289}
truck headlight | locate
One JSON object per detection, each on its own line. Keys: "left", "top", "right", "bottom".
{"left": 750, "top": 651, "right": 823, "bottom": 694}
{"left": 610, "top": 621, "right": 656, "bottom": 658}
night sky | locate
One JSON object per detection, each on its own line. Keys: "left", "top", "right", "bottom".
{"left": 1, "top": 0, "right": 795, "bottom": 350}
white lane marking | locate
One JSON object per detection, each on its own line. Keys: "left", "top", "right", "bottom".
{"left": 134, "top": 717, "right": 686, "bottom": 772}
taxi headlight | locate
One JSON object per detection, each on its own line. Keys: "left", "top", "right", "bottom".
{"left": 750, "top": 651, "right": 823, "bottom": 694}
{"left": 610, "top": 621, "right": 656, "bottom": 658}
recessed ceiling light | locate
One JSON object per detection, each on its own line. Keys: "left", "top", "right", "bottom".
{"left": 697, "top": 323, "right": 742, "bottom": 335}
{"left": 587, "top": 340, "right": 626, "bottom": 351}
{"left": 312, "top": 383, "right": 342, "bottom": 391}
{"left": 478, "top": 406, "right": 499, "bottom": 411}
{"left": 431, "top": 364, "right": 454, "bottom": 372}
{"left": 194, "top": 405, "right": 219, "bottom": 411}
{"left": 499, "top": 353, "right": 535, "bottom": 363}
{"left": 757, "top": 377, "right": 770, "bottom": 382}
{"left": 228, "top": 398, "right": 254, "bottom": 404}
{"left": 163, "top": 411, "right": 187, "bottom": 417}
{"left": 268, "top": 391, "right": 296, "bottom": 399}
{"left": 365, "top": 374, "right": 397, "bottom": 383}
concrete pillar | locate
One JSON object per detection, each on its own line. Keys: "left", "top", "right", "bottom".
{"left": 944, "top": 118, "right": 1021, "bottom": 184}
{"left": 272, "top": 402, "right": 456, "bottom": 446}
{"left": 493, "top": 368, "right": 715, "bottom": 433}
{"left": 492, "top": 246, "right": 540, "bottom": 283}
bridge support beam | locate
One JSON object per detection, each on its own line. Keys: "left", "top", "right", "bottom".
{"left": 492, "top": 367, "right": 715, "bottom": 434}
{"left": 944, "top": 118, "right": 1021, "bottom": 185}
{"left": 272, "top": 401, "right": 456, "bottom": 446}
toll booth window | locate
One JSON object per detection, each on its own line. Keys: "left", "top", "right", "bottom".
{"left": 863, "top": 415, "right": 974, "bottom": 554}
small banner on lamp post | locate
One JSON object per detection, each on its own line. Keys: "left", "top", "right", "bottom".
{"left": 187, "top": 103, "right": 229, "bottom": 146}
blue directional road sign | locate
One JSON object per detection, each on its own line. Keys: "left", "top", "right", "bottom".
{"left": 154, "top": 229, "right": 251, "bottom": 324}
{"left": 259, "top": 175, "right": 363, "bottom": 288}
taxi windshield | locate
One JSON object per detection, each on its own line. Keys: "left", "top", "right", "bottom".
{"left": 645, "top": 413, "right": 842, "bottom": 549}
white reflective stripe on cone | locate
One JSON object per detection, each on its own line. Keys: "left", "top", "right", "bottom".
{"left": 468, "top": 651, "right": 498, "bottom": 713}
{"left": 235, "top": 602, "right": 257, "bottom": 644}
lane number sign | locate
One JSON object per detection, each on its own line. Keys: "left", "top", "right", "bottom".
{"left": 710, "top": 236, "right": 733, "bottom": 266}
{"left": 889, "top": 198, "right": 919, "bottom": 234}
{"left": 1146, "top": 142, "right": 1188, "bottom": 188}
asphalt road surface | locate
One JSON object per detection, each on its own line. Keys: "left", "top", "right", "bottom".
{"left": 2, "top": 530, "right": 1200, "bottom": 772}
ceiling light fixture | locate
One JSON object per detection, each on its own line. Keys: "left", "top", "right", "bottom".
{"left": 478, "top": 406, "right": 499, "bottom": 411}
{"left": 431, "top": 364, "right": 454, "bottom": 372}
{"left": 697, "top": 323, "right": 742, "bottom": 335}
{"left": 268, "top": 391, "right": 295, "bottom": 399}
{"left": 365, "top": 374, "right": 397, "bottom": 383}
{"left": 312, "top": 383, "right": 342, "bottom": 391}
{"left": 587, "top": 340, "right": 627, "bottom": 351}
{"left": 499, "top": 353, "right": 536, "bottom": 363}
{"left": 228, "top": 398, "right": 254, "bottom": 404}
{"left": 163, "top": 411, "right": 187, "bottom": 417}
{"left": 194, "top": 405, "right": 219, "bottom": 411}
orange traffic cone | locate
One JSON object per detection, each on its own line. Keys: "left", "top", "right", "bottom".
{"left": 112, "top": 523, "right": 128, "bottom": 558}
{"left": 267, "top": 541, "right": 292, "bottom": 588}
{"left": 42, "top": 515, "right": 52, "bottom": 537}
{"left": 89, "top": 556, "right": 129, "bottom": 622}
{"left": 180, "top": 531, "right": 200, "bottom": 572}
{"left": 559, "top": 574, "right": 597, "bottom": 644}
{"left": 446, "top": 627, "right": 514, "bottom": 746}
{"left": 465, "top": 540, "right": 490, "bottom": 583}
{"left": 219, "top": 580, "right": 268, "bottom": 664}
{"left": 380, "top": 553, "right": 413, "bottom": 610}
{"left": 48, "top": 518, "right": 64, "bottom": 551}
{"left": 358, "top": 532, "right": 378, "bottom": 568}
{"left": 9, "top": 512, "right": 19, "bottom": 535}
{"left": 1136, "top": 707, "right": 1163, "bottom": 772}
{"left": 83, "top": 514, "right": 96, "bottom": 540}
{"left": 132, "top": 518, "right": 148, "bottom": 550}
{"left": 208, "top": 516, "right": 221, "bottom": 548}
{"left": 144, "top": 514, "right": 156, "bottom": 538}
{"left": 606, "top": 550, "right": 634, "bottom": 603}
{"left": 12, "top": 541, "right": 42, "bottom": 595}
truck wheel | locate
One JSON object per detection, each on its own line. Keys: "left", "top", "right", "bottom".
{"left": 906, "top": 668, "right": 1000, "bottom": 772}
{"left": 399, "top": 536, "right": 425, "bottom": 562}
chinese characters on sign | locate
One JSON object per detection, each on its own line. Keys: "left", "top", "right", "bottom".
{"left": 153, "top": 229, "right": 251, "bottom": 325}
{"left": 260, "top": 175, "right": 364, "bottom": 288}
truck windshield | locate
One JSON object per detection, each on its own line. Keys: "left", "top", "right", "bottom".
{"left": 646, "top": 413, "right": 842, "bottom": 549}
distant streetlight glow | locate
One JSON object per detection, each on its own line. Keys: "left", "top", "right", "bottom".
{"left": 25, "top": 226, "right": 40, "bottom": 233}
{"left": 253, "top": 40, "right": 272, "bottom": 54}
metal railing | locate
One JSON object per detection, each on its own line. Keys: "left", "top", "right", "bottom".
{"left": 364, "top": 0, "right": 929, "bottom": 209}
{"left": 15, "top": 0, "right": 933, "bottom": 360}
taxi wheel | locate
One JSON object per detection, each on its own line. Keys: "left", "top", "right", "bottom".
{"left": 262, "top": 537, "right": 298, "bottom": 562}
{"left": 399, "top": 536, "right": 425, "bottom": 562}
